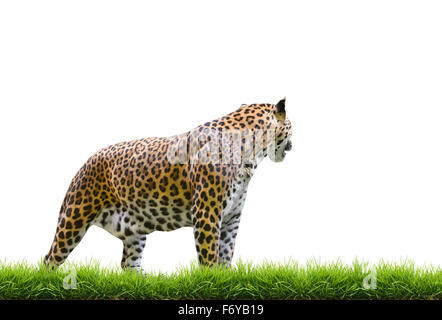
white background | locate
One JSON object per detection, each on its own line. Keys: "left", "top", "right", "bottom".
{"left": 0, "top": 1, "right": 441, "bottom": 273}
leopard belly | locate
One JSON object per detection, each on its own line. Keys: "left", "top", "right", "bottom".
{"left": 94, "top": 198, "right": 193, "bottom": 240}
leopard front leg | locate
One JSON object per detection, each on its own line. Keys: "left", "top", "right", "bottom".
{"left": 218, "top": 213, "right": 241, "bottom": 266}
{"left": 192, "top": 203, "right": 222, "bottom": 266}
{"left": 190, "top": 163, "right": 231, "bottom": 267}
{"left": 121, "top": 235, "right": 147, "bottom": 274}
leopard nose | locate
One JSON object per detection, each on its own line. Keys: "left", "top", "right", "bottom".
{"left": 285, "top": 141, "right": 292, "bottom": 151}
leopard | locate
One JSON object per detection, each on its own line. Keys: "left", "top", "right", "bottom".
{"left": 44, "top": 97, "right": 292, "bottom": 272}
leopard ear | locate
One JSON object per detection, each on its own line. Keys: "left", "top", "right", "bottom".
{"left": 276, "top": 97, "right": 286, "bottom": 113}
{"left": 275, "top": 97, "right": 286, "bottom": 121}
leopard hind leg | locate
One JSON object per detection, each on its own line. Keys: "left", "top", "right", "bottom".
{"left": 44, "top": 192, "right": 101, "bottom": 268}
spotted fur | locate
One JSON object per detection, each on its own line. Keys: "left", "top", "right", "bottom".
{"left": 44, "top": 98, "right": 292, "bottom": 270}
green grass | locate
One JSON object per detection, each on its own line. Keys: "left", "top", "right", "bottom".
{"left": 0, "top": 260, "right": 440, "bottom": 300}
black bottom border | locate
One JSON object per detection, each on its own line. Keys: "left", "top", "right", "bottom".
{"left": 1, "top": 299, "right": 440, "bottom": 318}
